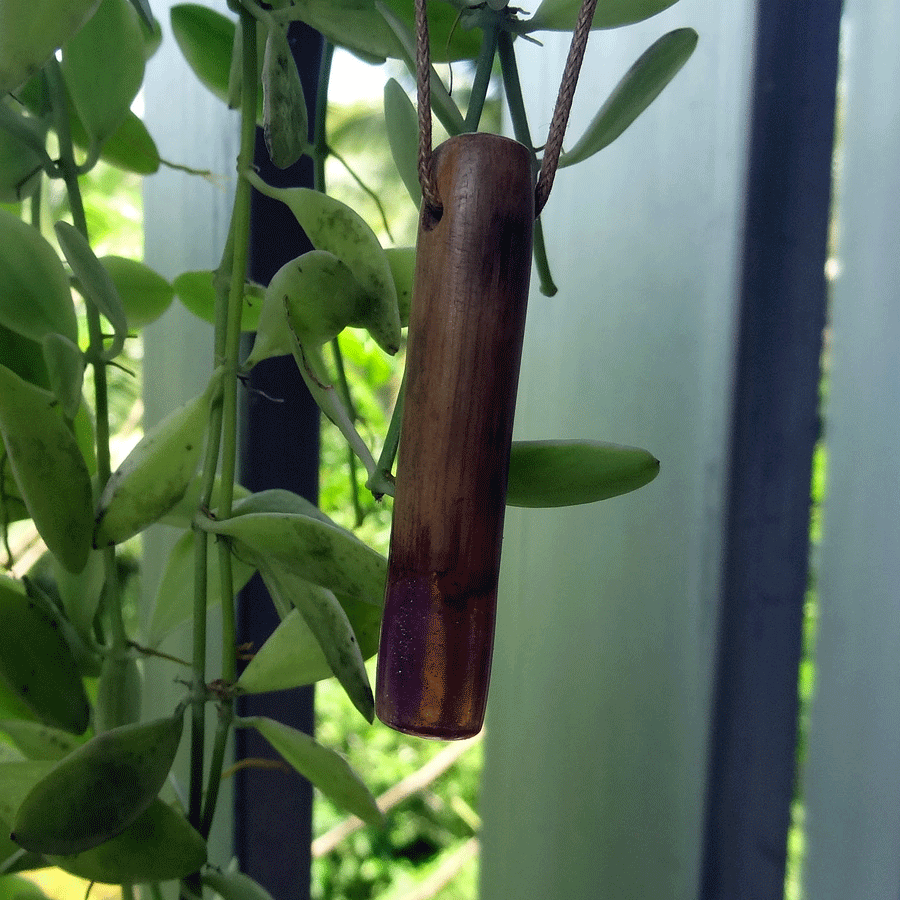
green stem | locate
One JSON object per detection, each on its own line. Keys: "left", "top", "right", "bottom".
{"left": 331, "top": 338, "right": 365, "bottom": 526}
{"left": 312, "top": 40, "right": 334, "bottom": 193}
{"left": 368, "top": 368, "right": 404, "bottom": 498}
{"left": 196, "top": 5, "right": 259, "bottom": 839}
{"left": 45, "top": 60, "right": 128, "bottom": 645}
{"left": 465, "top": 24, "right": 499, "bottom": 132}
{"left": 497, "top": 32, "right": 558, "bottom": 296}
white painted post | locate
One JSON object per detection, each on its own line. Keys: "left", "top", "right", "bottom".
{"left": 802, "top": 3, "right": 900, "bottom": 897}
{"left": 140, "top": 0, "right": 238, "bottom": 862}
{"left": 479, "top": 3, "right": 757, "bottom": 897}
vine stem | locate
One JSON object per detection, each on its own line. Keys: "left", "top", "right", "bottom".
{"left": 497, "top": 31, "right": 558, "bottom": 296}
{"left": 465, "top": 23, "right": 499, "bottom": 132}
{"left": 196, "top": 4, "right": 259, "bottom": 841}
{"left": 44, "top": 59, "right": 126, "bottom": 646}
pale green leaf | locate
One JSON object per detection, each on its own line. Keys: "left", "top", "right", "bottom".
{"left": 244, "top": 716, "right": 383, "bottom": 826}
{"left": 560, "top": 29, "right": 698, "bottom": 167}
{"left": 258, "top": 566, "right": 374, "bottom": 722}
{"left": 526, "top": 0, "right": 679, "bottom": 32}
{"left": 506, "top": 439, "right": 660, "bottom": 507}
{"left": 0, "top": 209, "right": 76, "bottom": 345}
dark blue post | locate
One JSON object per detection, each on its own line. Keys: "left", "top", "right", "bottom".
{"left": 699, "top": 2, "right": 842, "bottom": 898}
{"left": 235, "top": 22, "right": 323, "bottom": 900}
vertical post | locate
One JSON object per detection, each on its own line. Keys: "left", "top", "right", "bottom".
{"left": 699, "top": 1, "right": 841, "bottom": 897}
{"left": 234, "top": 22, "right": 322, "bottom": 900}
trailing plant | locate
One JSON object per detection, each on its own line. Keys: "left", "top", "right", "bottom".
{"left": 0, "top": 0, "right": 693, "bottom": 895}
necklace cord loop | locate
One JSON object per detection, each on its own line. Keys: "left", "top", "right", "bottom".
{"left": 414, "top": 0, "right": 599, "bottom": 218}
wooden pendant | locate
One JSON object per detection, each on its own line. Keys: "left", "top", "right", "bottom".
{"left": 375, "top": 133, "right": 534, "bottom": 739}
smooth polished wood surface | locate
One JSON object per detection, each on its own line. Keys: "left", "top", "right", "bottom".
{"left": 376, "top": 133, "right": 534, "bottom": 739}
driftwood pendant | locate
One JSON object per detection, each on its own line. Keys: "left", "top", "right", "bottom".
{"left": 375, "top": 133, "right": 534, "bottom": 739}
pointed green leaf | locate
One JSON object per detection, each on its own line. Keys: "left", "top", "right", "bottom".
{"left": 259, "top": 566, "right": 374, "bottom": 722}
{"left": 0, "top": 363, "right": 93, "bottom": 573}
{"left": 0, "top": 721, "right": 87, "bottom": 761}
{"left": 245, "top": 174, "right": 400, "bottom": 355}
{"left": 11, "top": 709, "right": 185, "bottom": 855}
{"left": 231, "top": 488, "right": 332, "bottom": 524}
{"left": 560, "top": 28, "right": 698, "bottom": 167}
{"left": 173, "top": 269, "right": 262, "bottom": 332}
{"left": 101, "top": 256, "right": 174, "bottom": 328}
{"left": 236, "top": 599, "right": 381, "bottom": 694}
{"left": 203, "top": 868, "right": 276, "bottom": 900}
{"left": 384, "top": 79, "right": 421, "bottom": 209}
{"left": 0, "top": 760, "right": 55, "bottom": 829}
{"left": 51, "top": 550, "right": 105, "bottom": 647}
{"left": 55, "top": 221, "right": 128, "bottom": 360}
{"left": 506, "top": 440, "right": 659, "bottom": 507}
{"left": 526, "top": 0, "right": 679, "bottom": 32}
{"left": 262, "top": 22, "right": 309, "bottom": 169}
{"left": 170, "top": 4, "right": 236, "bottom": 106}
{"left": 0, "top": 0, "right": 100, "bottom": 95}
{"left": 147, "top": 528, "right": 256, "bottom": 647}
{"left": 203, "top": 512, "right": 387, "bottom": 607}
{"left": 50, "top": 799, "right": 206, "bottom": 884}
{"left": 385, "top": 246, "right": 415, "bottom": 328}
{"left": 375, "top": 0, "right": 466, "bottom": 135}
{"left": 72, "top": 109, "right": 161, "bottom": 175}
{"left": 0, "top": 209, "right": 76, "bottom": 345}
{"left": 243, "top": 716, "right": 383, "bottom": 826}
{"left": 41, "top": 333, "right": 85, "bottom": 420}
{"left": 61, "top": 0, "right": 145, "bottom": 144}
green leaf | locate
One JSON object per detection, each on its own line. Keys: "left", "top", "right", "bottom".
{"left": 11, "top": 710, "right": 185, "bottom": 855}
{"left": 258, "top": 566, "right": 374, "bottom": 722}
{"left": 203, "top": 512, "right": 387, "bottom": 607}
{"left": 55, "top": 221, "right": 128, "bottom": 360}
{"left": 385, "top": 246, "right": 415, "bottom": 328}
{"left": 236, "top": 599, "right": 381, "bottom": 694}
{"left": 526, "top": 0, "right": 679, "bottom": 32}
{"left": 245, "top": 174, "right": 400, "bottom": 355}
{"left": 0, "top": 324, "right": 48, "bottom": 390}
{"left": 0, "top": 363, "right": 93, "bottom": 573}
{"left": 375, "top": 0, "right": 466, "bottom": 135}
{"left": 0, "top": 0, "right": 100, "bottom": 96}
{"left": 383, "top": 79, "right": 421, "bottom": 208}
{"left": 262, "top": 22, "right": 309, "bottom": 169}
{"left": 506, "top": 440, "right": 660, "bottom": 507}
{"left": 84, "top": 110, "right": 161, "bottom": 175}
{"left": 41, "top": 333, "right": 84, "bottom": 420}
{"left": 242, "top": 716, "right": 383, "bottom": 826}
{"left": 101, "top": 255, "right": 174, "bottom": 328}
{"left": 174, "top": 269, "right": 262, "bottom": 332}
{"left": 231, "top": 488, "right": 332, "bottom": 524}
{"left": 51, "top": 550, "right": 105, "bottom": 648}
{"left": 61, "top": 0, "right": 146, "bottom": 145}
{"left": 0, "top": 720, "right": 87, "bottom": 761}
{"left": 203, "top": 869, "right": 276, "bottom": 900}
{"left": 0, "top": 760, "right": 55, "bottom": 828}
{"left": 146, "top": 528, "right": 256, "bottom": 647}
{"left": 560, "top": 28, "right": 698, "bottom": 167}
{"left": 272, "top": 0, "right": 479, "bottom": 65}
{"left": 0, "top": 209, "right": 77, "bottom": 345}
{"left": 170, "top": 4, "right": 236, "bottom": 106}
{"left": 50, "top": 799, "right": 206, "bottom": 884}
{"left": 0, "top": 100, "right": 46, "bottom": 204}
